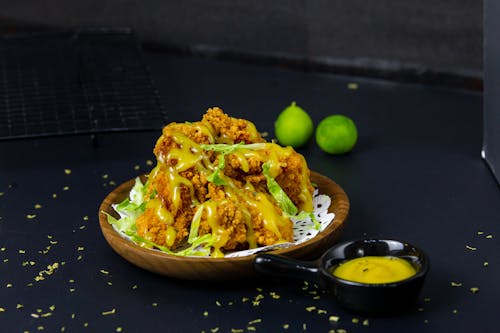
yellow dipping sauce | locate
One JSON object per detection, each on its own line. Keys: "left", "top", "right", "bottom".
{"left": 332, "top": 256, "right": 417, "bottom": 284}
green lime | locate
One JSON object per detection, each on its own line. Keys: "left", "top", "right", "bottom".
{"left": 274, "top": 102, "right": 314, "bottom": 148}
{"left": 315, "top": 115, "right": 358, "bottom": 154}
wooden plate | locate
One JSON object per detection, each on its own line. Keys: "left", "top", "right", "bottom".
{"left": 98, "top": 171, "right": 349, "bottom": 280}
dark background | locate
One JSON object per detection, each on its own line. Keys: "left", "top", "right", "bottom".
{"left": 0, "top": 0, "right": 482, "bottom": 83}
{"left": 1, "top": 2, "right": 500, "bottom": 333}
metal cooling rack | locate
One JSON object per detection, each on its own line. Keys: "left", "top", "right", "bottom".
{"left": 0, "top": 28, "right": 167, "bottom": 139}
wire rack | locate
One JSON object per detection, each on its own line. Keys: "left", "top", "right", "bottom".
{"left": 0, "top": 28, "right": 167, "bottom": 140}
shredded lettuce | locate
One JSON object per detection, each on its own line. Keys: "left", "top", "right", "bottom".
{"left": 201, "top": 142, "right": 266, "bottom": 185}
{"left": 200, "top": 142, "right": 266, "bottom": 153}
{"left": 262, "top": 162, "right": 298, "bottom": 216}
{"left": 206, "top": 155, "right": 228, "bottom": 186}
{"left": 106, "top": 177, "right": 147, "bottom": 234}
{"left": 129, "top": 176, "right": 145, "bottom": 205}
{"left": 125, "top": 230, "right": 172, "bottom": 253}
{"left": 262, "top": 162, "right": 321, "bottom": 230}
{"left": 177, "top": 234, "right": 214, "bottom": 256}
{"left": 188, "top": 205, "right": 204, "bottom": 243}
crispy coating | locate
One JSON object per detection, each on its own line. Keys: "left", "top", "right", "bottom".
{"left": 135, "top": 108, "right": 313, "bottom": 256}
{"left": 275, "top": 152, "right": 314, "bottom": 212}
{"left": 202, "top": 107, "right": 265, "bottom": 144}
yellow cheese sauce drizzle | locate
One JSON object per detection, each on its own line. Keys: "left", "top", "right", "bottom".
{"left": 148, "top": 122, "right": 312, "bottom": 255}
{"left": 332, "top": 256, "right": 417, "bottom": 284}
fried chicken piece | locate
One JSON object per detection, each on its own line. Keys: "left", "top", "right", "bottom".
{"left": 134, "top": 107, "right": 313, "bottom": 256}
{"left": 153, "top": 121, "right": 214, "bottom": 163}
{"left": 135, "top": 195, "right": 192, "bottom": 249}
{"left": 275, "top": 151, "right": 314, "bottom": 212}
{"left": 202, "top": 107, "right": 265, "bottom": 144}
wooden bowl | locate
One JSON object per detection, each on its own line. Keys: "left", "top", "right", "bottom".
{"left": 98, "top": 171, "right": 350, "bottom": 280}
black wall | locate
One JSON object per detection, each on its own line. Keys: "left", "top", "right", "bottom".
{"left": 0, "top": 0, "right": 482, "bottom": 79}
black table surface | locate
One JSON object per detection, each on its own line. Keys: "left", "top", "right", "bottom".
{"left": 1, "top": 52, "right": 499, "bottom": 333}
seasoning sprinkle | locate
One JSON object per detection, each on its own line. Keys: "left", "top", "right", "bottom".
{"left": 347, "top": 82, "right": 359, "bottom": 90}
{"left": 465, "top": 245, "right": 477, "bottom": 251}
{"left": 64, "top": 169, "right": 72, "bottom": 175}
{"left": 34, "top": 262, "right": 60, "bottom": 281}
{"left": 102, "top": 308, "right": 116, "bottom": 316}
{"left": 451, "top": 281, "right": 462, "bottom": 287}
{"left": 329, "top": 316, "right": 340, "bottom": 322}
{"left": 269, "top": 291, "right": 280, "bottom": 299}
{"left": 470, "top": 287, "right": 480, "bottom": 294}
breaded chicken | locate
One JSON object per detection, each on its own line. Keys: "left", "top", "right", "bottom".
{"left": 135, "top": 107, "right": 314, "bottom": 256}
